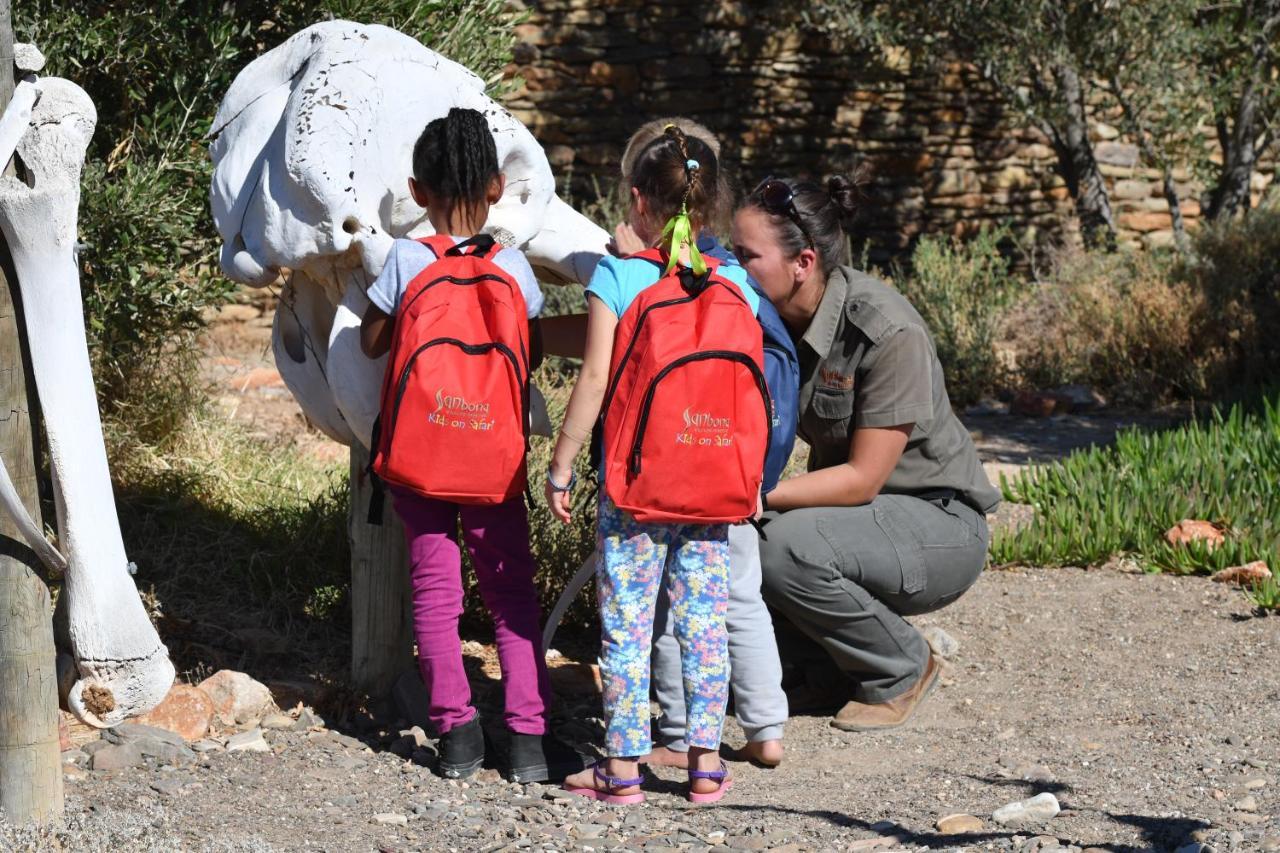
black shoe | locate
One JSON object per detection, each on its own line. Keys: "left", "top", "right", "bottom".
{"left": 437, "top": 716, "right": 485, "bottom": 779}
{"left": 506, "top": 731, "right": 587, "bottom": 783}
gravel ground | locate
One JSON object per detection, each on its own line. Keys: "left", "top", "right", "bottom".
{"left": 6, "top": 565, "right": 1277, "bottom": 852}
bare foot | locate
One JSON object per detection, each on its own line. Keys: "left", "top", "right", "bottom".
{"left": 741, "top": 739, "right": 784, "bottom": 767}
{"left": 638, "top": 745, "right": 689, "bottom": 768}
{"left": 562, "top": 758, "right": 642, "bottom": 798}
{"left": 688, "top": 747, "right": 727, "bottom": 796}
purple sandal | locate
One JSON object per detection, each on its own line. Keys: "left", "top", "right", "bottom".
{"left": 688, "top": 762, "right": 734, "bottom": 804}
{"left": 562, "top": 760, "right": 646, "bottom": 805}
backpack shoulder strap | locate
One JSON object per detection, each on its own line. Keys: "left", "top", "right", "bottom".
{"left": 451, "top": 233, "right": 499, "bottom": 259}
{"left": 417, "top": 234, "right": 457, "bottom": 259}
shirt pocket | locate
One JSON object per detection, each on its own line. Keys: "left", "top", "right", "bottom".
{"left": 805, "top": 388, "right": 855, "bottom": 452}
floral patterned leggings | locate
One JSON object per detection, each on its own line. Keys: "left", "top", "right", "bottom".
{"left": 596, "top": 495, "right": 731, "bottom": 758}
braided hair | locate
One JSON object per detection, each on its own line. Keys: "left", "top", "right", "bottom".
{"left": 412, "top": 107, "right": 500, "bottom": 221}
{"left": 629, "top": 124, "right": 718, "bottom": 238}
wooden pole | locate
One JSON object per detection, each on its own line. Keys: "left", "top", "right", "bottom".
{"left": 0, "top": 0, "right": 64, "bottom": 825}
{"left": 347, "top": 446, "right": 413, "bottom": 696}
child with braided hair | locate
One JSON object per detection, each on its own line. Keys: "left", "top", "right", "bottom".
{"left": 547, "top": 124, "right": 761, "bottom": 805}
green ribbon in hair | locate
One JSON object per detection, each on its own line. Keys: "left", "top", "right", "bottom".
{"left": 659, "top": 204, "right": 707, "bottom": 277}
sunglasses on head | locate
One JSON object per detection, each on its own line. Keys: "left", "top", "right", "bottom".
{"left": 753, "top": 177, "right": 815, "bottom": 249}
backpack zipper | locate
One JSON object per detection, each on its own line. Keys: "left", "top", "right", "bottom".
{"left": 400, "top": 273, "right": 514, "bottom": 319}
{"left": 627, "top": 350, "right": 773, "bottom": 476}
{"left": 602, "top": 278, "right": 750, "bottom": 413}
{"left": 385, "top": 337, "right": 527, "bottom": 465}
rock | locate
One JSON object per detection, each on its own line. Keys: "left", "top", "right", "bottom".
{"left": 293, "top": 708, "right": 325, "bottom": 731}
{"left": 226, "top": 728, "right": 271, "bottom": 753}
{"left": 1164, "top": 520, "right": 1225, "bottom": 551}
{"left": 992, "top": 792, "right": 1061, "bottom": 826}
{"left": 1212, "top": 561, "right": 1271, "bottom": 586}
{"left": 373, "top": 813, "right": 408, "bottom": 826}
{"left": 90, "top": 742, "right": 144, "bottom": 771}
{"left": 1259, "top": 836, "right": 1280, "bottom": 851}
{"left": 923, "top": 626, "right": 960, "bottom": 659}
{"left": 392, "top": 669, "right": 433, "bottom": 730}
{"left": 1011, "top": 390, "right": 1059, "bottom": 418}
{"left": 13, "top": 43, "right": 46, "bottom": 73}
{"left": 846, "top": 838, "right": 898, "bottom": 851}
{"left": 1049, "top": 384, "right": 1105, "bottom": 413}
{"left": 574, "top": 823, "right": 607, "bottom": 839}
{"left": 261, "top": 713, "right": 295, "bottom": 731}
{"left": 62, "top": 764, "right": 87, "bottom": 781}
{"left": 937, "top": 814, "right": 983, "bottom": 833}
{"left": 1245, "top": 776, "right": 1268, "bottom": 789}
{"left": 1234, "top": 794, "right": 1258, "bottom": 812}
{"left": 474, "top": 768, "right": 503, "bottom": 784}
{"left": 191, "top": 739, "right": 223, "bottom": 753}
{"left": 134, "top": 683, "right": 216, "bottom": 742}
{"left": 150, "top": 777, "right": 184, "bottom": 796}
{"left": 1174, "top": 844, "right": 1212, "bottom": 853}
{"left": 106, "top": 722, "right": 187, "bottom": 749}
{"left": 81, "top": 740, "right": 109, "bottom": 756}
{"left": 331, "top": 794, "right": 358, "bottom": 808}
{"left": 197, "top": 670, "right": 276, "bottom": 728}
{"left": 134, "top": 737, "right": 196, "bottom": 767}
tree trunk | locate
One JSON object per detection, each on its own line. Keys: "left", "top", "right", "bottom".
{"left": 0, "top": 0, "right": 63, "bottom": 823}
{"left": 1049, "top": 64, "right": 1117, "bottom": 250}
{"left": 1206, "top": 80, "right": 1261, "bottom": 221}
{"left": 347, "top": 446, "right": 413, "bottom": 697}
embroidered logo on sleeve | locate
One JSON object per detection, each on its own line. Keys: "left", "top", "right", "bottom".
{"left": 819, "top": 366, "right": 855, "bottom": 391}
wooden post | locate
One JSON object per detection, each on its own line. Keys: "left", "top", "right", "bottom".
{"left": 0, "top": 0, "right": 64, "bottom": 824}
{"left": 347, "top": 446, "right": 414, "bottom": 696}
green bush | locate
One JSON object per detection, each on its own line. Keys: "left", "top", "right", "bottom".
{"left": 991, "top": 393, "right": 1280, "bottom": 574}
{"left": 893, "top": 227, "right": 1019, "bottom": 406}
{"left": 20, "top": 0, "right": 521, "bottom": 431}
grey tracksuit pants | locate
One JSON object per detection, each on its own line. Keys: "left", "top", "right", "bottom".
{"left": 758, "top": 493, "right": 989, "bottom": 703}
{"left": 651, "top": 524, "right": 788, "bottom": 749}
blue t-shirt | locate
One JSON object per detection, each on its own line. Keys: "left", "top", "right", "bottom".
{"left": 585, "top": 254, "right": 759, "bottom": 319}
{"left": 367, "top": 236, "right": 544, "bottom": 318}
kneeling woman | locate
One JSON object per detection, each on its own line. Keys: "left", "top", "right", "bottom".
{"left": 731, "top": 173, "right": 1000, "bottom": 732}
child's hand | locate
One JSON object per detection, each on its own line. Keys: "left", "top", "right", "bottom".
{"left": 612, "top": 222, "right": 647, "bottom": 256}
{"left": 754, "top": 488, "right": 764, "bottom": 520}
{"left": 545, "top": 469, "right": 574, "bottom": 525}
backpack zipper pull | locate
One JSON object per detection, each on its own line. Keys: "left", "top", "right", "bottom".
{"left": 629, "top": 447, "right": 642, "bottom": 476}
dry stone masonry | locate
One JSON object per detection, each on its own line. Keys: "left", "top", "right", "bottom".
{"left": 505, "top": 0, "right": 1277, "bottom": 260}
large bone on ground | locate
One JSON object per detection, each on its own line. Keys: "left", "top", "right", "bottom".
{"left": 0, "top": 78, "right": 174, "bottom": 726}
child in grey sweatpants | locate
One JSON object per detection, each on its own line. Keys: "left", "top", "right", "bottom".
{"left": 648, "top": 524, "right": 787, "bottom": 766}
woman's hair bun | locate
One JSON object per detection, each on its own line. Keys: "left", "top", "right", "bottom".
{"left": 826, "top": 164, "right": 870, "bottom": 220}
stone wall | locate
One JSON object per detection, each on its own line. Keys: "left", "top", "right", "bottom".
{"left": 504, "top": 0, "right": 1276, "bottom": 261}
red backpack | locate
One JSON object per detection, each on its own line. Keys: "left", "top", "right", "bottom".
{"left": 602, "top": 250, "right": 771, "bottom": 524}
{"left": 371, "top": 234, "right": 530, "bottom": 505}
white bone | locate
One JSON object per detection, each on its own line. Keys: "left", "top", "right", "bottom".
{"left": 0, "top": 77, "right": 174, "bottom": 726}
{"left": 210, "top": 21, "right": 610, "bottom": 451}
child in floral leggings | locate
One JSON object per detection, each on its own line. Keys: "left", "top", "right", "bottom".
{"left": 546, "top": 124, "right": 758, "bottom": 805}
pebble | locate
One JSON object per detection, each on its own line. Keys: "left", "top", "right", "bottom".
{"left": 332, "top": 755, "right": 367, "bottom": 771}
{"left": 923, "top": 626, "right": 960, "bottom": 659}
{"left": 62, "top": 764, "right": 87, "bottom": 781}
{"left": 373, "top": 812, "right": 408, "bottom": 826}
{"left": 1260, "top": 836, "right": 1280, "bottom": 851}
{"left": 1234, "top": 795, "right": 1258, "bottom": 812}
{"left": 574, "top": 823, "right": 607, "bottom": 839}
{"left": 1245, "top": 777, "right": 1268, "bottom": 789}
{"left": 992, "top": 792, "right": 1061, "bottom": 826}
{"left": 331, "top": 794, "right": 358, "bottom": 808}
{"left": 150, "top": 778, "right": 184, "bottom": 796}
{"left": 1227, "top": 734, "right": 1246, "bottom": 747}
{"left": 1174, "top": 844, "right": 1212, "bottom": 853}
{"left": 293, "top": 708, "right": 324, "bottom": 731}
{"left": 936, "top": 813, "right": 983, "bottom": 833}
{"left": 226, "top": 729, "right": 271, "bottom": 753}
{"left": 1228, "top": 831, "right": 1244, "bottom": 844}
{"left": 191, "top": 739, "right": 223, "bottom": 753}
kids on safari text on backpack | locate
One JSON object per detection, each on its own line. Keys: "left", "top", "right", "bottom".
{"left": 359, "top": 107, "right": 583, "bottom": 784}
{"left": 545, "top": 124, "right": 772, "bottom": 805}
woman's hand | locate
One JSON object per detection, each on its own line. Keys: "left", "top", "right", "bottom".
{"left": 545, "top": 466, "right": 574, "bottom": 524}
{"left": 611, "top": 222, "right": 648, "bottom": 256}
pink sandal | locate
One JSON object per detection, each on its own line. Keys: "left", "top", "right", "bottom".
{"left": 562, "top": 760, "right": 646, "bottom": 805}
{"left": 687, "top": 762, "right": 733, "bottom": 805}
